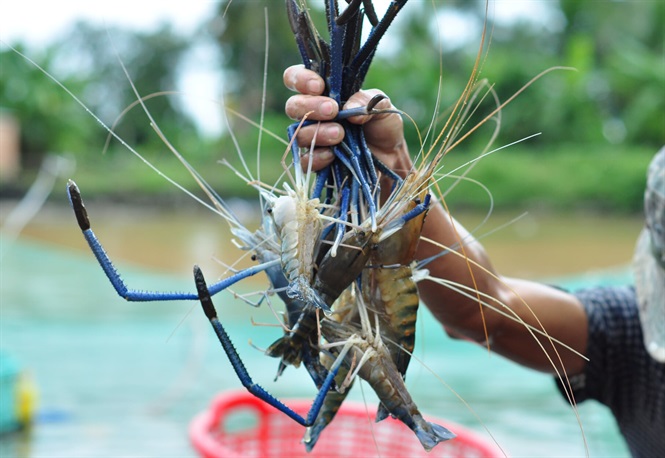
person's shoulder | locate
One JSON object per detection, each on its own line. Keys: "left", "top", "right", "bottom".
{"left": 574, "top": 284, "right": 637, "bottom": 312}
{"left": 573, "top": 285, "right": 641, "bottom": 357}
{"left": 562, "top": 285, "right": 642, "bottom": 398}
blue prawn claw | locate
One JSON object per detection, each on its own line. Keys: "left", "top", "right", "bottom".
{"left": 335, "top": 94, "right": 390, "bottom": 120}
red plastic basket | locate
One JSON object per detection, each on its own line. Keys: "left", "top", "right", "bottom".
{"left": 190, "top": 390, "right": 502, "bottom": 458}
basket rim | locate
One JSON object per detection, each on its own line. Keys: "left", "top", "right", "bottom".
{"left": 189, "top": 390, "right": 504, "bottom": 458}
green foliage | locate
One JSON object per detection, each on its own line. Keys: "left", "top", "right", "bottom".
{"left": 0, "top": 23, "right": 200, "bottom": 169}
{"left": 0, "top": 45, "right": 96, "bottom": 166}
{"left": 365, "top": 0, "right": 663, "bottom": 150}
{"left": 208, "top": 0, "right": 299, "bottom": 116}
{"left": 59, "top": 21, "right": 199, "bottom": 152}
{"left": 39, "top": 140, "right": 653, "bottom": 216}
{"left": 440, "top": 143, "right": 653, "bottom": 213}
{"left": 2, "top": 1, "right": 661, "bottom": 215}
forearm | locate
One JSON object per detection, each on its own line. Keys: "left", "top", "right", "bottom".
{"left": 415, "top": 201, "right": 500, "bottom": 336}
{"left": 414, "top": 201, "right": 589, "bottom": 374}
{"left": 377, "top": 146, "right": 505, "bottom": 335}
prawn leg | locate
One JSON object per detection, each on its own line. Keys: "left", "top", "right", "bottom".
{"left": 266, "top": 305, "right": 333, "bottom": 389}
{"left": 304, "top": 354, "right": 353, "bottom": 452}
{"left": 67, "top": 180, "right": 278, "bottom": 302}
{"left": 195, "top": 265, "right": 342, "bottom": 427}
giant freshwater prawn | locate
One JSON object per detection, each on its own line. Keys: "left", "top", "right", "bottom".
{"left": 6, "top": 0, "right": 590, "bottom": 455}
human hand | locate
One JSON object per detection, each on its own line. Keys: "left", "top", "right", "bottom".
{"left": 283, "top": 64, "right": 412, "bottom": 178}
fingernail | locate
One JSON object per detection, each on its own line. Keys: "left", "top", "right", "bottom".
{"left": 322, "top": 124, "right": 342, "bottom": 141}
{"left": 308, "top": 78, "right": 323, "bottom": 94}
{"left": 316, "top": 149, "right": 333, "bottom": 161}
{"left": 320, "top": 100, "right": 335, "bottom": 117}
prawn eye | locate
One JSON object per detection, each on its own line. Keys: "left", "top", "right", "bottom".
{"left": 266, "top": 207, "right": 273, "bottom": 214}
{"left": 251, "top": 254, "right": 257, "bottom": 261}
{"left": 414, "top": 198, "right": 421, "bottom": 205}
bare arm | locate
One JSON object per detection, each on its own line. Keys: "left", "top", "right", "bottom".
{"left": 416, "top": 203, "right": 588, "bottom": 374}
{"left": 284, "top": 65, "right": 589, "bottom": 375}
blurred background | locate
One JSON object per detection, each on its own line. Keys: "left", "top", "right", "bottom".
{"left": 1, "top": 0, "right": 662, "bottom": 456}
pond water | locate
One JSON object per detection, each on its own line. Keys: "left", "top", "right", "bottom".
{"left": 1, "top": 203, "right": 638, "bottom": 457}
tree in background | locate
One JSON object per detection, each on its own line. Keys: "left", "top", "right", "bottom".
{"left": 207, "top": 0, "right": 300, "bottom": 117}
{"left": 62, "top": 21, "right": 198, "bottom": 151}
{"left": 209, "top": 0, "right": 662, "bottom": 150}
{"left": 555, "top": 0, "right": 664, "bottom": 146}
{"left": 1, "top": 22, "right": 198, "bottom": 167}
{"left": 2, "top": 1, "right": 660, "bottom": 209}
{"left": 1, "top": 43, "right": 94, "bottom": 167}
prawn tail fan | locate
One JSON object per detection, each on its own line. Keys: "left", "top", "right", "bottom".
{"left": 413, "top": 418, "right": 457, "bottom": 451}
